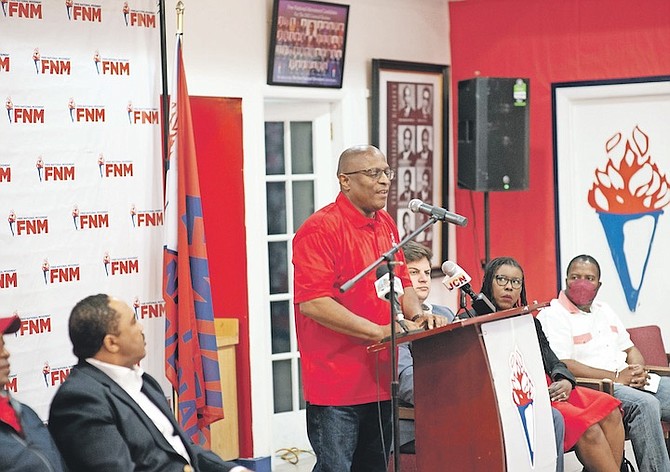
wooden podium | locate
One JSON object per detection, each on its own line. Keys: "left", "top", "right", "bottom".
{"left": 369, "top": 303, "right": 555, "bottom": 471}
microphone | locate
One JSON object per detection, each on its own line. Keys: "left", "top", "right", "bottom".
{"left": 441, "top": 261, "right": 477, "bottom": 299}
{"left": 441, "top": 261, "right": 496, "bottom": 316}
{"left": 408, "top": 199, "right": 468, "bottom": 227}
{"left": 374, "top": 266, "right": 409, "bottom": 333}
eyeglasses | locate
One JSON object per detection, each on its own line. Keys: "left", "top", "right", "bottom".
{"left": 341, "top": 168, "right": 395, "bottom": 181}
{"left": 494, "top": 275, "right": 523, "bottom": 289}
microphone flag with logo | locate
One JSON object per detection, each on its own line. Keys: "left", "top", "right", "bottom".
{"left": 163, "top": 32, "right": 223, "bottom": 447}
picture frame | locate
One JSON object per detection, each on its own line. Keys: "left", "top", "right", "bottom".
{"left": 552, "top": 76, "right": 670, "bottom": 319}
{"left": 372, "top": 59, "right": 450, "bottom": 269}
{"left": 267, "top": 0, "right": 349, "bottom": 88}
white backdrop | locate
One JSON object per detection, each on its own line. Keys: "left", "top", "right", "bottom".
{"left": 0, "top": 0, "right": 166, "bottom": 419}
{"left": 554, "top": 78, "right": 670, "bottom": 343}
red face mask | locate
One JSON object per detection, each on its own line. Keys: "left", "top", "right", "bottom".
{"left": 566, "top": 279, "right": 598, "bottom": 307}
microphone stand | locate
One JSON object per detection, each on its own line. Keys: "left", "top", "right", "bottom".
{"left": 455, "top": 291, "right": 475, "bottom": 320}
{"left": 340, "top": 215, "right": 439, "bottom": 472}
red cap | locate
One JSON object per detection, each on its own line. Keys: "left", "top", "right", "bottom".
{"left": 0, "top": 315, "right": 20, "bottom": 335}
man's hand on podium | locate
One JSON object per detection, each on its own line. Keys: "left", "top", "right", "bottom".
{"left": 410, "top": 313, "right": 449, "bottom": 330}
{"left": 379, "top": 319, "right": 422, "bottom": 342}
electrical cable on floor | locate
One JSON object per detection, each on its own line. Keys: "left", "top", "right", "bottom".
{"left": 275, "top": 447, "right": 315, "bottom": 465}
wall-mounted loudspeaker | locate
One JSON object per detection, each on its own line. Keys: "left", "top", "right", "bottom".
{"left": 457, "top": 77, "right": 530, "bottom": 191}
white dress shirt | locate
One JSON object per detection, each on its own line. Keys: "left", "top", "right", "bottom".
{"left": 86, "top": 358, "right": 192, "bottom": 464}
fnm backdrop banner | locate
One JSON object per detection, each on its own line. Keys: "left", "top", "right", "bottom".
{"left": 0, "top": 0, "right": 165, "bottom": 419}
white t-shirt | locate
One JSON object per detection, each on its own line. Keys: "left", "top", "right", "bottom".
{"left": 537, "top": 291, "right": 633, "bottom": 371}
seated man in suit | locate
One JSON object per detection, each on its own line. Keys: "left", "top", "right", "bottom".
{"left": 49, "top": 294, "right": 249, "bottom": 472}
{"left": 0, "top": 314, "right": 67, "bottom": 472}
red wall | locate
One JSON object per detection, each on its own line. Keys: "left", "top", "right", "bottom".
{"left": 190, "top": 97, "right": 253, "bottom": 456}
{"left": 449, "top": 0, "right": 670, "bottom": 302}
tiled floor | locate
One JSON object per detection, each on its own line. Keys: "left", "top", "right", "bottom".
{"left": 272, "top": 442, "right": 638, "bottom": 471}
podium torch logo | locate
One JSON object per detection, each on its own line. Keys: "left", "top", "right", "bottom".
{"left": 510, "top": 348, "right": 536, "bottom": 467}
{"left": 65, "top": 0, "right": 73, "bottom": 20}
{"left": 98, "top": 153, "right": 105, "bottom": 177}
{"left": 130, "top": 204, "right": 136, "bottom": 227}
{"left": 588, "top": 126, "right": 670, "bottom": 311}
{"left": 127, "top": 101, "right": 133, "bottom": 123}
{"left": 133, "top": 296, "right": 140, "bottom": 318}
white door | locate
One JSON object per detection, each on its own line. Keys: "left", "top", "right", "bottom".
{"left": 262, "top": 101, "right": 336, "bottom": 468}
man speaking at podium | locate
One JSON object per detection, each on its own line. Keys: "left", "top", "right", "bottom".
{"left": 292, "top": 145, "right": 445, "bottom": 472}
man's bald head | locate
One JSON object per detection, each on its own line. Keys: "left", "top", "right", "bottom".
{"left": 336, "top": 145, "right": 384, "bottom": 175}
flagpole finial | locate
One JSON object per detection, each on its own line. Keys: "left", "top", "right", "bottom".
{"left": 176, "top": 1, "right": 184, "bottom": 34}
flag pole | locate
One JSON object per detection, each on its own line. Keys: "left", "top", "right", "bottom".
{"left": 176, "top": 1, "right": 184, "bottom": 35}
{"left": 168, "top": 0, "right": 185, "bottom": 422}
{"left": 159, "top": 0, "right": 169, "bottom": 178}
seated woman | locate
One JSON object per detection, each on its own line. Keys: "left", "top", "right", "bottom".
{"left": 481, "top": 257, "right": 625, "bottom": 472}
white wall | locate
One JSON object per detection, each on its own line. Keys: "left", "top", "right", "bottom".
{"left": 164, "top": 0, "right": 454, "bottom": 457}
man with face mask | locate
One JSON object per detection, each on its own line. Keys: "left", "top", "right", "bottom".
{"left": 538, "top": 254, "right": 670, "bottom": 472}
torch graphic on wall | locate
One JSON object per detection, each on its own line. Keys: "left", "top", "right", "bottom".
{"left": 510, "top": 348, "right": 536, "bottom": 467}
{"left": 588, "top": 126, "right": 670, "bottom": 311}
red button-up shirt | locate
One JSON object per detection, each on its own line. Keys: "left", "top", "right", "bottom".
{"left": 293, "top": 192, "right": 410, "bottom": 405}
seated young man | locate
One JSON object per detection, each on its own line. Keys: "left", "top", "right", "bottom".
{"left": 397, "top": 241, "right": 454, "bottom": 453}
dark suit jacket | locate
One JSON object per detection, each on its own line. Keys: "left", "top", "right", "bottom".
{"left": 1, "top": 396, "right": 67, "bottom": 472}
{"left": 48, "top": 361, "right": 237, "bottom": 472}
